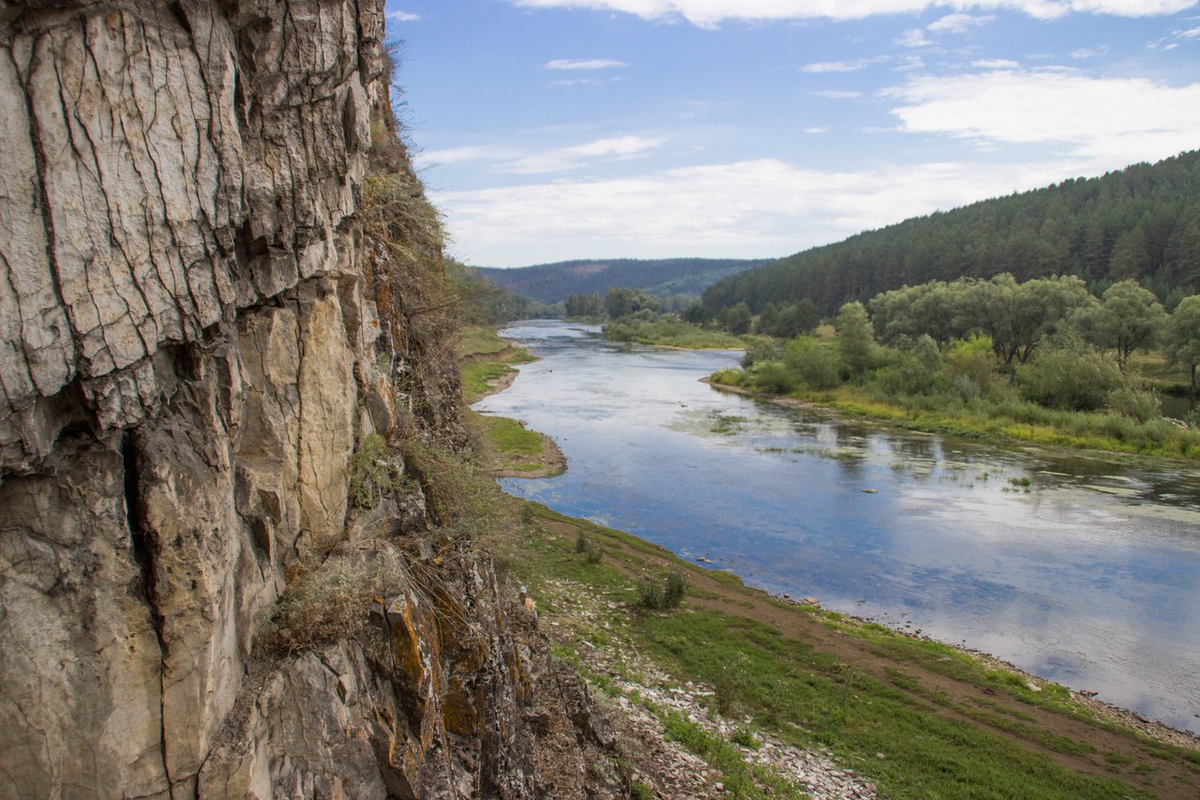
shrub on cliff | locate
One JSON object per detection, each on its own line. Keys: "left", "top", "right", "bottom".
{"left": 261, "top": 549, "right": 409, "bottom": 654}
{"left": 349, "top": 433, "right": 405, "bottom": 510}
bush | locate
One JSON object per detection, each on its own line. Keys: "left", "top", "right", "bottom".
{"left": 747, "top": 359, "right": 797, "bottom": 394}
{"left": 783, "top": 336, "right": 841, "bottom": 390}
{"left": 1018, "top": 345, "right": 1123, "bottom": 411}
{"left": 262, "top": 549, "right": 408, "bottom": 653}
{"left": 401, "top": 438, "right": 495, "bottom": 528}
{"left": 349, "top": 433, "right": 403, "bottom": 510}
{"left": 952, "top": 374, "right": 981, "bottom": 402}
{"left": 635, "top": 568, "right": 688, "bottom": 611}
{"left": 731, "top": 728, "right": 763, "bottom": 750}
{"left": 873, "top": 335, "right": 944, "bottom": 398}
{"left": 945, "top": 335, "right": 999, "bottom": 396}
{"left": 712, "top": 652, "right": 751, "bottom": 716}
{"left": 740, "top": 341, "right": 780, "bottom": 369}
{"left": 1107, "top": 386, "right": 1161, "bottom": 422}
{"left": 710, "top": 368, "right": 746, "bottom": 387}
{"left": 576, "top": 531, "right": 604, "bottom": 564}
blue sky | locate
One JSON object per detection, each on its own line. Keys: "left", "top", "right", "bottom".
{"left": 383, "top": 1, "right": 1200, "bottom": 268}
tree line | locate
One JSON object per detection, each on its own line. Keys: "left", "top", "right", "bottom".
{"left": 726, "top": 273, "right": 1200, "bottom": 424}
{"left": 702, "top": 150, "right": 1200, "bottom": 319}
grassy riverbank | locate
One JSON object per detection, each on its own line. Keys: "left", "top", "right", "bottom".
{"left": 461, "top": 324, "right": 1200, "bottom": 797}
{"left": 458, "top": 325, "right": 539, "bottom": 403}
{"left": 494, "top": 500, "right": 1200, "bottom": 798}
{"left": 603, "top": 316, "right": 747, "bottom": 349}
{"left": 716, "top": 374, "right": 1200, "bottom": 461}
{"left": 459, "top": 325, "right": 565, "bottom": 478}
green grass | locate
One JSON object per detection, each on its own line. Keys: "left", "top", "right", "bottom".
{"left": 500, "top": 503, "right": 1182, "bottom": 800}
{"left": 647, "top": 608, "right": 1152, "bottom": 799}
{"left": 711, "top": 375, "right": 1200, "bottom": 460}
{"left": 461, "top": 361, "right": 516, "bottom": 403}
{"left": 478, "top": 415, "right": 543, "bottom": 456}
{"left": 603, "top": 317, "right": 747, "bottom": 349}
{"left": 1129, "top": 350, "right": 1191, "bottom": 394}
{"left": 470, "top": 412, "right": 562, "bottom": 476}
{"left": 458, "top": 325, "right": 538, "bottom": 403}
{"left": 457, "top": 325, "right": 513, "bottom": 358}
{"left": 659, "top": 711, "right": 806, "bottom": 798}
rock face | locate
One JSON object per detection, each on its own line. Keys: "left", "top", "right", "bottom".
{"left": 0, "top": 3, "right": 620, "bottom": 797}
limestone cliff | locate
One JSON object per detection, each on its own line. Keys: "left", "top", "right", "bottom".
{"left": 0, "top": 2, "right": 620, "bottom": 797}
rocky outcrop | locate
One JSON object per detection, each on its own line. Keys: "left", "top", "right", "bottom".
{"left": 0, "top": 3, "right": 619, "bottom": 797}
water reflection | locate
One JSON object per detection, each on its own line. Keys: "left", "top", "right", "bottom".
{"left": 475, "top": 321, "right": 1200, "bottom": 733}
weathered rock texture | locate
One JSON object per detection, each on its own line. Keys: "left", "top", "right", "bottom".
{"left": 0, "top": 2, "right": 620, "bottom": 797}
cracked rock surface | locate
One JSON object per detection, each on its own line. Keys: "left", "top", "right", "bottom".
{"left": 0, "top": 3, "right": 622, "bottom": 798}
{"left": 0, "top": 0, "right": 376, "bottom": 472}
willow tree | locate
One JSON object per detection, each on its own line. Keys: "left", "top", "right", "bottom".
{"left": 1166, "top": 295, "right": 1200, "bottom": 394}
{"left": 1073, "top": 280, "right": 1168, "bottom": 368}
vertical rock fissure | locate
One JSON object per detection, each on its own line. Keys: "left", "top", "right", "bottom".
{"left": 9, "top": 42, "right": 80, "bottom": 383}
{"left": 291, "top": 297, "right": 309, "bottom": 562}
{"left": 122, "top": 431, "right": 174, "bottom": 797}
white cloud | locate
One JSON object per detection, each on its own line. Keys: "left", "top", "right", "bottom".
{"left": 810, "top": 89, "right": 866, "bottom": 98}
{"left": 971, "top": 58, "right": 1021, "bottom": 67}
{"left": 897, "top": 28, "right": 934, "bottom": 47}
{"left": 543, "top": 58, "right": 629, "bottom": 70}
{"left": 550, "top": 78, "right": 607, "bottom": 86}
{"left": 499, "top": 135, "right": 668, "bottom": 173}
{"left": 1070, "top": 46, "right": 1109, "bottom": 57}
{"left": 885, "top": 68, "right": 1200, "bottom": 165}
{"left": 509, "top": 1, "right": 1199, "bottom": 28}
{"left": 386, "top": 10, "right": 420, "bottom": 22}
{"left": 893, "top": 55, "right": 926, "bottom": 70}
{"left": 415, "top": 145, "right": 514, "bottom": 167}
{"left": 434, "top": 157, "right": 1080, "bottom": 266}
{"left": 1148, "top": 24, "right": 1200, "bottom": 47}
{"left": 928, "top": 13, "right": 993, "bottom": 33}
{"left": 801, "top": 58, "right": 879, "bottom": 73}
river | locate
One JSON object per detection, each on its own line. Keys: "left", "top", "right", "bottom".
{"left": 473, "top": 320, "right": 1200, "bottom": 734}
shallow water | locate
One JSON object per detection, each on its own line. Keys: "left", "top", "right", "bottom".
{"left": 474, "top": 320, "right": 1200, "bottom": 733}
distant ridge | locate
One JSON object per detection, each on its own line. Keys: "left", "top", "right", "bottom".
{"left": 703, "top": 150, "right": 1200, "bottom": 317}
{"left": 478, "top": 257, "right": 772, "bottom": 305}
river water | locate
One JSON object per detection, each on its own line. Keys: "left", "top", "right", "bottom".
{"left": 474, "top": 320, "right": 1200, "bottom": 734}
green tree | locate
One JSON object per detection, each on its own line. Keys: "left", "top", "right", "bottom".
{"left": 836, "top": 301, "right": 875, "bottom": 377}
{"left": 721, "top": 302, "right": 752, "bottom": 335}
{"left": 770, "top": 299, "right": 820, "bottom": 338}
{"left": 1072, "top": 279, "right": 1168, "bottom": 368}
{"left": 875, "top": 334, "right": 944, "bottom": 397}
{"left": 1018, "top": 336, "right": 1124, "bottom": 411}
{"left": 945, "top": 334, "right": 999, "bottom": 398}
{"left": 564, "top": 293, "right": 591, "bottom": 317}
{"left": 682, "top": 301, "right": 712, "bottom": 325}
{"left": 605, "top": 287, "right": 659, "bottom": 319}
{"left": 754, "top": 301, "right": 780, "bottom": 335}
{"left": 783, "top": 336, "right": 841, "bottom": 389}
{"left": 1165, "top": 295, "right": 1200, "bottom": 394}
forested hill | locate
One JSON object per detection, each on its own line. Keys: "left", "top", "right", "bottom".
{"left": 478, "top": 257, "right": 771, "bottom": 304}
{"left": 703, "top": 150, "right": 1200, "bottom": 317}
